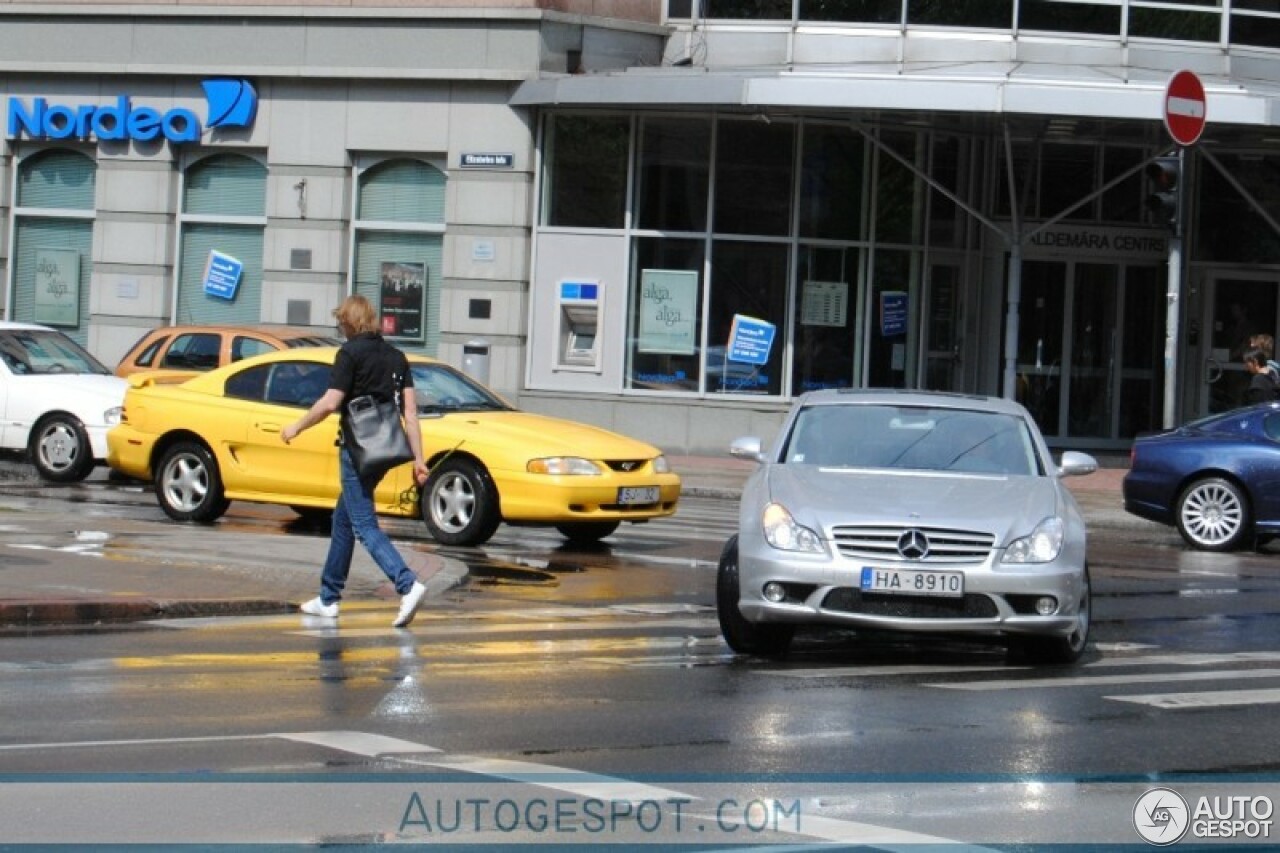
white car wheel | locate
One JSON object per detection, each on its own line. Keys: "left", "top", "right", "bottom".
{"left": 1176, "top": 476, "right": 1250, "bottom": 552}
{"left": 29, "top": 414, "right": 93, "bottom": 483}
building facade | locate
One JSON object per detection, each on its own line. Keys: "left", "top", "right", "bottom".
{"left": 6, "top": 1, "right": 1280, "bottom": 454}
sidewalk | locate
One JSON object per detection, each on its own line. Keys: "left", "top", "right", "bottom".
{"left": 0, "top": 454, "right": 1134, "bottom": 627}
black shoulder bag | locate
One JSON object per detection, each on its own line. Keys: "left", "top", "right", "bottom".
{"left": 344, "top": 394, "right": 415, "bottom": 480}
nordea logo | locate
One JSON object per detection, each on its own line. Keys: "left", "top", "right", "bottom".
{"left": 6, "top": 79, "right": 257, "bottom": 144}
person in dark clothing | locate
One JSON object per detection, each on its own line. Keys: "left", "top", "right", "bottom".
{"left": 282, "top": 294, "right": 430, "bottom": 627}
{"left": 1243, "top": 346, "right": 1279, "bottom": 405}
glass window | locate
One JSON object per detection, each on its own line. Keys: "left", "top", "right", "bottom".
{"left": 1101, "top": 146, "right": 1143, "bottom": 223}
{"left": 706, "top": 240, "right": 788, "bottom": 395}
{"left": 705, "top": 0, "right": 791, "bottom": 18}
{"left": 794, "top": 246, "right": 859, "bottom": 392}
{"left": 799, "top": 124, "right": 865, "bottom": 240}
{"left": 161, "top": 333, "right": 221, "bottom": 370}
{"left": 16, "top": 149, "right": 96, "bottom": 210}
{"left": 1015, "top": 260, "right": 1066, "bottom": 436}
{"left": 995, "top": 141, "right": 1036, "bottom": 220}
{"left": 800, "top": 0, "right": 899, "bottom": 23}
{"left": 1119, "top": 265, "right": 1164, "bottom": 438}
{"left": 1018, "top": 0, "right": 1118, "bottom": 35}
{"left": 353, "top": 159, "right": 446, "bottom": 353}
{"left": 233, "top": 336, "right": 277, "bottom": 361}
{"left": 225, "top": 364, "right": 269, "bottom": 402}
{"left": 134, "top": 336, "right": 168, "bottom": 368}
{"left": 1040, "top": 143, "right": 1097, "bottom": 221}
{"left": 264, "top": 362, "right": 331, "bottom": 408}
{"left": 183, "top": 154, "right": 266, "bottom": 217}
{"left": 1068, "top": 263, "right": 1118, "bottom": 438}
{"left": 545, "top": 115, "right": 629, "bottom": 229}
{"left": 627, "top": 238, "right": 705, "bottom": 392}
{"left": 1129, "top": 7, "right": 1219, "bottom": 42}
{"left": 865, "top": 249, "right": 916, "bottom": 388}
{"left": 714, "top": 120, "right": 794, "bottom": 236}
{"left": 929, "top": 135, "right": 963, "bottom": 246}
{"left": 637, "top": 117, "right": 711, "bottom": 232}
{"left": 908, "top": 0, "right": 1012, "bottom": 28}
{"left": 1232, "top": 13, "right": 1280, "bottom": 49}
{"left": 875, "top": 131, "right": 922, "bottom": 244}
{"left": 1198, "top": 154, "right": 1280, "bottom": 264}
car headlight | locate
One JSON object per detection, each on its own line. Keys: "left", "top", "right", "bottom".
{"left": 104, "top": 406, "right": 123, "bottom": 426}
{"left": 762, "top": 502, "right": 824, "bottom": 553}
{"left": 527, "top": 457, "right": 602, "bottom": 475}
{"left": 652, "top": 455, "right": 670, "bottom": 474}
{"left": 1002, "top": 516, "right": 1065, "bottom": 564}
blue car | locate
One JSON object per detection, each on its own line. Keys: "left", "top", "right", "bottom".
{"left": 1123, "top": 403, "right": 1280, "bottom": 551}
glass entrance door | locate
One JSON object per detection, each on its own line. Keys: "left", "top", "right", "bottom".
{"left": 922, "top": 262, "right": 963, "bottom": 391}
{"left": 1014, "top": 259, "right": 1163, "bottom": 444}
{"left": 1202, "top": 276, "right": 1280, "bottom": 415}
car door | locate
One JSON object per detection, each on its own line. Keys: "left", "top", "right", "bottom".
{"left": 223, "top": 360, "right": 338, "bottom": 502}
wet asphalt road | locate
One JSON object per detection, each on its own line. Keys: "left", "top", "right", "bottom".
{"left": 3, "top": 460, "right": 1280, "bottom": 845}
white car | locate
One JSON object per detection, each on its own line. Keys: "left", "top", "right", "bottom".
{"left": 0, "top": 321, "right": 126, "bottom": 482}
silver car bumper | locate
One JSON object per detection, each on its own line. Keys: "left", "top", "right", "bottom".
{"left": 736, "top": 544, "right": 1086, "bottom": 639}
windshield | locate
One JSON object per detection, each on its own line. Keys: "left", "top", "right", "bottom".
{"left": 0, "top": 329, "right": 111, "bottom": 376}
{"left": 782, "top": 404, "right": 1043, "bottom": 476}
{"left": 409, "top": 363, "right": 511, "bottom": 413}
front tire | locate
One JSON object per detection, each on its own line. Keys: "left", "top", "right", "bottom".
{"left": 1176, "top": 476, "right": 1250, "bottom": 551}
{"left": 422, "top": 457, "right": 501, "bottom": 546}
{"left": 29, "top": 414, "right": 94, "bottom": 483}
{"left": 716, "top": 536, "right": 794, "bottom": 657}
{"left": 1015, "top": 566, "right": 1090, "bottom": 665}
{"left": 155, "top": 441, "right": 230, "bottom": 523}
{"left": 555, "top": 521, "right": 620, "bottom": 543}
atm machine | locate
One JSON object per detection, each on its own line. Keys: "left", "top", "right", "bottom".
{"left": 555, "top": 280, "right": 601, "bottom": 371}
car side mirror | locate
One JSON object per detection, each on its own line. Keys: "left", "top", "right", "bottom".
{"left": 1058, "top": 450, "right": 1098, "bottom": 478}
{"left": 729, "top": 436, "right": 767, "bottom": 463}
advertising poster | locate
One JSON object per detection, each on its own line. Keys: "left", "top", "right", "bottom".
{"left": 202, "top": 250, "right": 244, "bottom": 301}
{"left": 801, "top": 280, "right": 849, "bottom": 328}
{"left": 638, "top": 269, "right": 698, "bottom": 355}
{"left": 380, "top": 262, "right": 427, "bottom": 342}
{"left": 33, "top": 248, "right": 81, "bottom": 327}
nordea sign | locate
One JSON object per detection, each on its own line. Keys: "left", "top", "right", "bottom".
{"left": 6, "top": 79, "right": 258, "bottom": 145}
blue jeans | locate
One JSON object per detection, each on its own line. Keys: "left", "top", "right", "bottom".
{"left": 319, "top": 448, "right": 417, "bottom": 604}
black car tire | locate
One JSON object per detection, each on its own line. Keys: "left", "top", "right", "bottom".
{"left": 155, "top": 441, "right": 231, "bottom": 523}
{"left": 555, "top": 521, "right": 621, "bottom": 543}
{"left": 290, "top": 506, "right": 333, "bottom": 527}
{"left": 28, "top": 413, "right": 94, "bottom": 483}
{"left": 422, "top": 457, "right": 501, "bottom": 546}
{"left": 716, "top": 536, "right": 794, "bottom": 657}
{"left": 1176, "top": 476, "right": 1251, "bottom": 552}
{"left": 1014, "top": 565, "right": 1091, "bottom": 665}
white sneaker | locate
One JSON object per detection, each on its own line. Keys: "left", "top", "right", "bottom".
{"left": 393, "top": 581, "right": 428, "bottom": 628}
{"left": 300, "top": 597, "right": 339, "bottom": 618}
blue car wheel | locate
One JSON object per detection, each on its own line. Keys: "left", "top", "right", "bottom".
{"left": 1176, "top": 476, "right": 1250, "bottom": 552}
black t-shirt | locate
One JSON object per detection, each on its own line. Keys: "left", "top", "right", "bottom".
{"left": 329, "top": 332, "right": 414, "bottom": 408}
{"left": 1247, "top": 370, "right": 1279, "bottom": 404}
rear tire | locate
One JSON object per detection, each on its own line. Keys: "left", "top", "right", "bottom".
{"left": 716, "top": 536, "right": 794, "bottom": 657}
{"left": 422, "top": 457, "right": 501, "bottom": 546}
{"left": 155, "top": 441, "right": 230, "bottom": 523}
{"left": 555, "top": 521, "right": 621, "bottom": 543}
{"left": 1176, "top": 476, "right": 1250, "bottom": 551}
{"left": 29, "top": 414, "right": 94, "bottom": 483}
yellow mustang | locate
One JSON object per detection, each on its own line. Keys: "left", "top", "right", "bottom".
{"left": 107, "top": 348, "right": 681, "bottom": 546}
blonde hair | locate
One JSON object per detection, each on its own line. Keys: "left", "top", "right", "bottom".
{"left": 333, "top": 294, "right": 379, "bottom": 335}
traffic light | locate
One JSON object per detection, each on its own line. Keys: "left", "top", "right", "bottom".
{"left": 1145, "top": 155, "right": 1182, "bottom": 234}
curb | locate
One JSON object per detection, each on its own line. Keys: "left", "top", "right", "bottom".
{"left": 0, "top": 598, "right": 294, "bottom": 628}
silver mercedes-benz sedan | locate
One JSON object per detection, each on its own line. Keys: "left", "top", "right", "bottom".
{"left": 718, "top": 389, "right": 1097, "bottom": 664}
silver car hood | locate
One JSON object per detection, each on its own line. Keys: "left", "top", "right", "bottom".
{"left": 764, "top": 465, "right": 1064, "bottom": 545}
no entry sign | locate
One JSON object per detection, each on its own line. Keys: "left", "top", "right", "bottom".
{"left": 1163, "top": 70, "right": 1207, "bottom": 146}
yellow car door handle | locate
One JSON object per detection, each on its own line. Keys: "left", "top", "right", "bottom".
{"left": 256, "top": 422, "right": 281, "bottom": 433}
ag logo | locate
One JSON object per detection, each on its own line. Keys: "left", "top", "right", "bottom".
{"left": 1134, "top": 787, "right": 1190, "bottom": 846}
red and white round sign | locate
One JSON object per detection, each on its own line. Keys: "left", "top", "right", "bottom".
{"left": 1163, "top": 70, "right": 1206, "bottom": 146}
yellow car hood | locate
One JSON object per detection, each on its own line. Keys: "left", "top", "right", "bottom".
{"left": 432, "top": 411, "right": 660, "bottom": 460}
